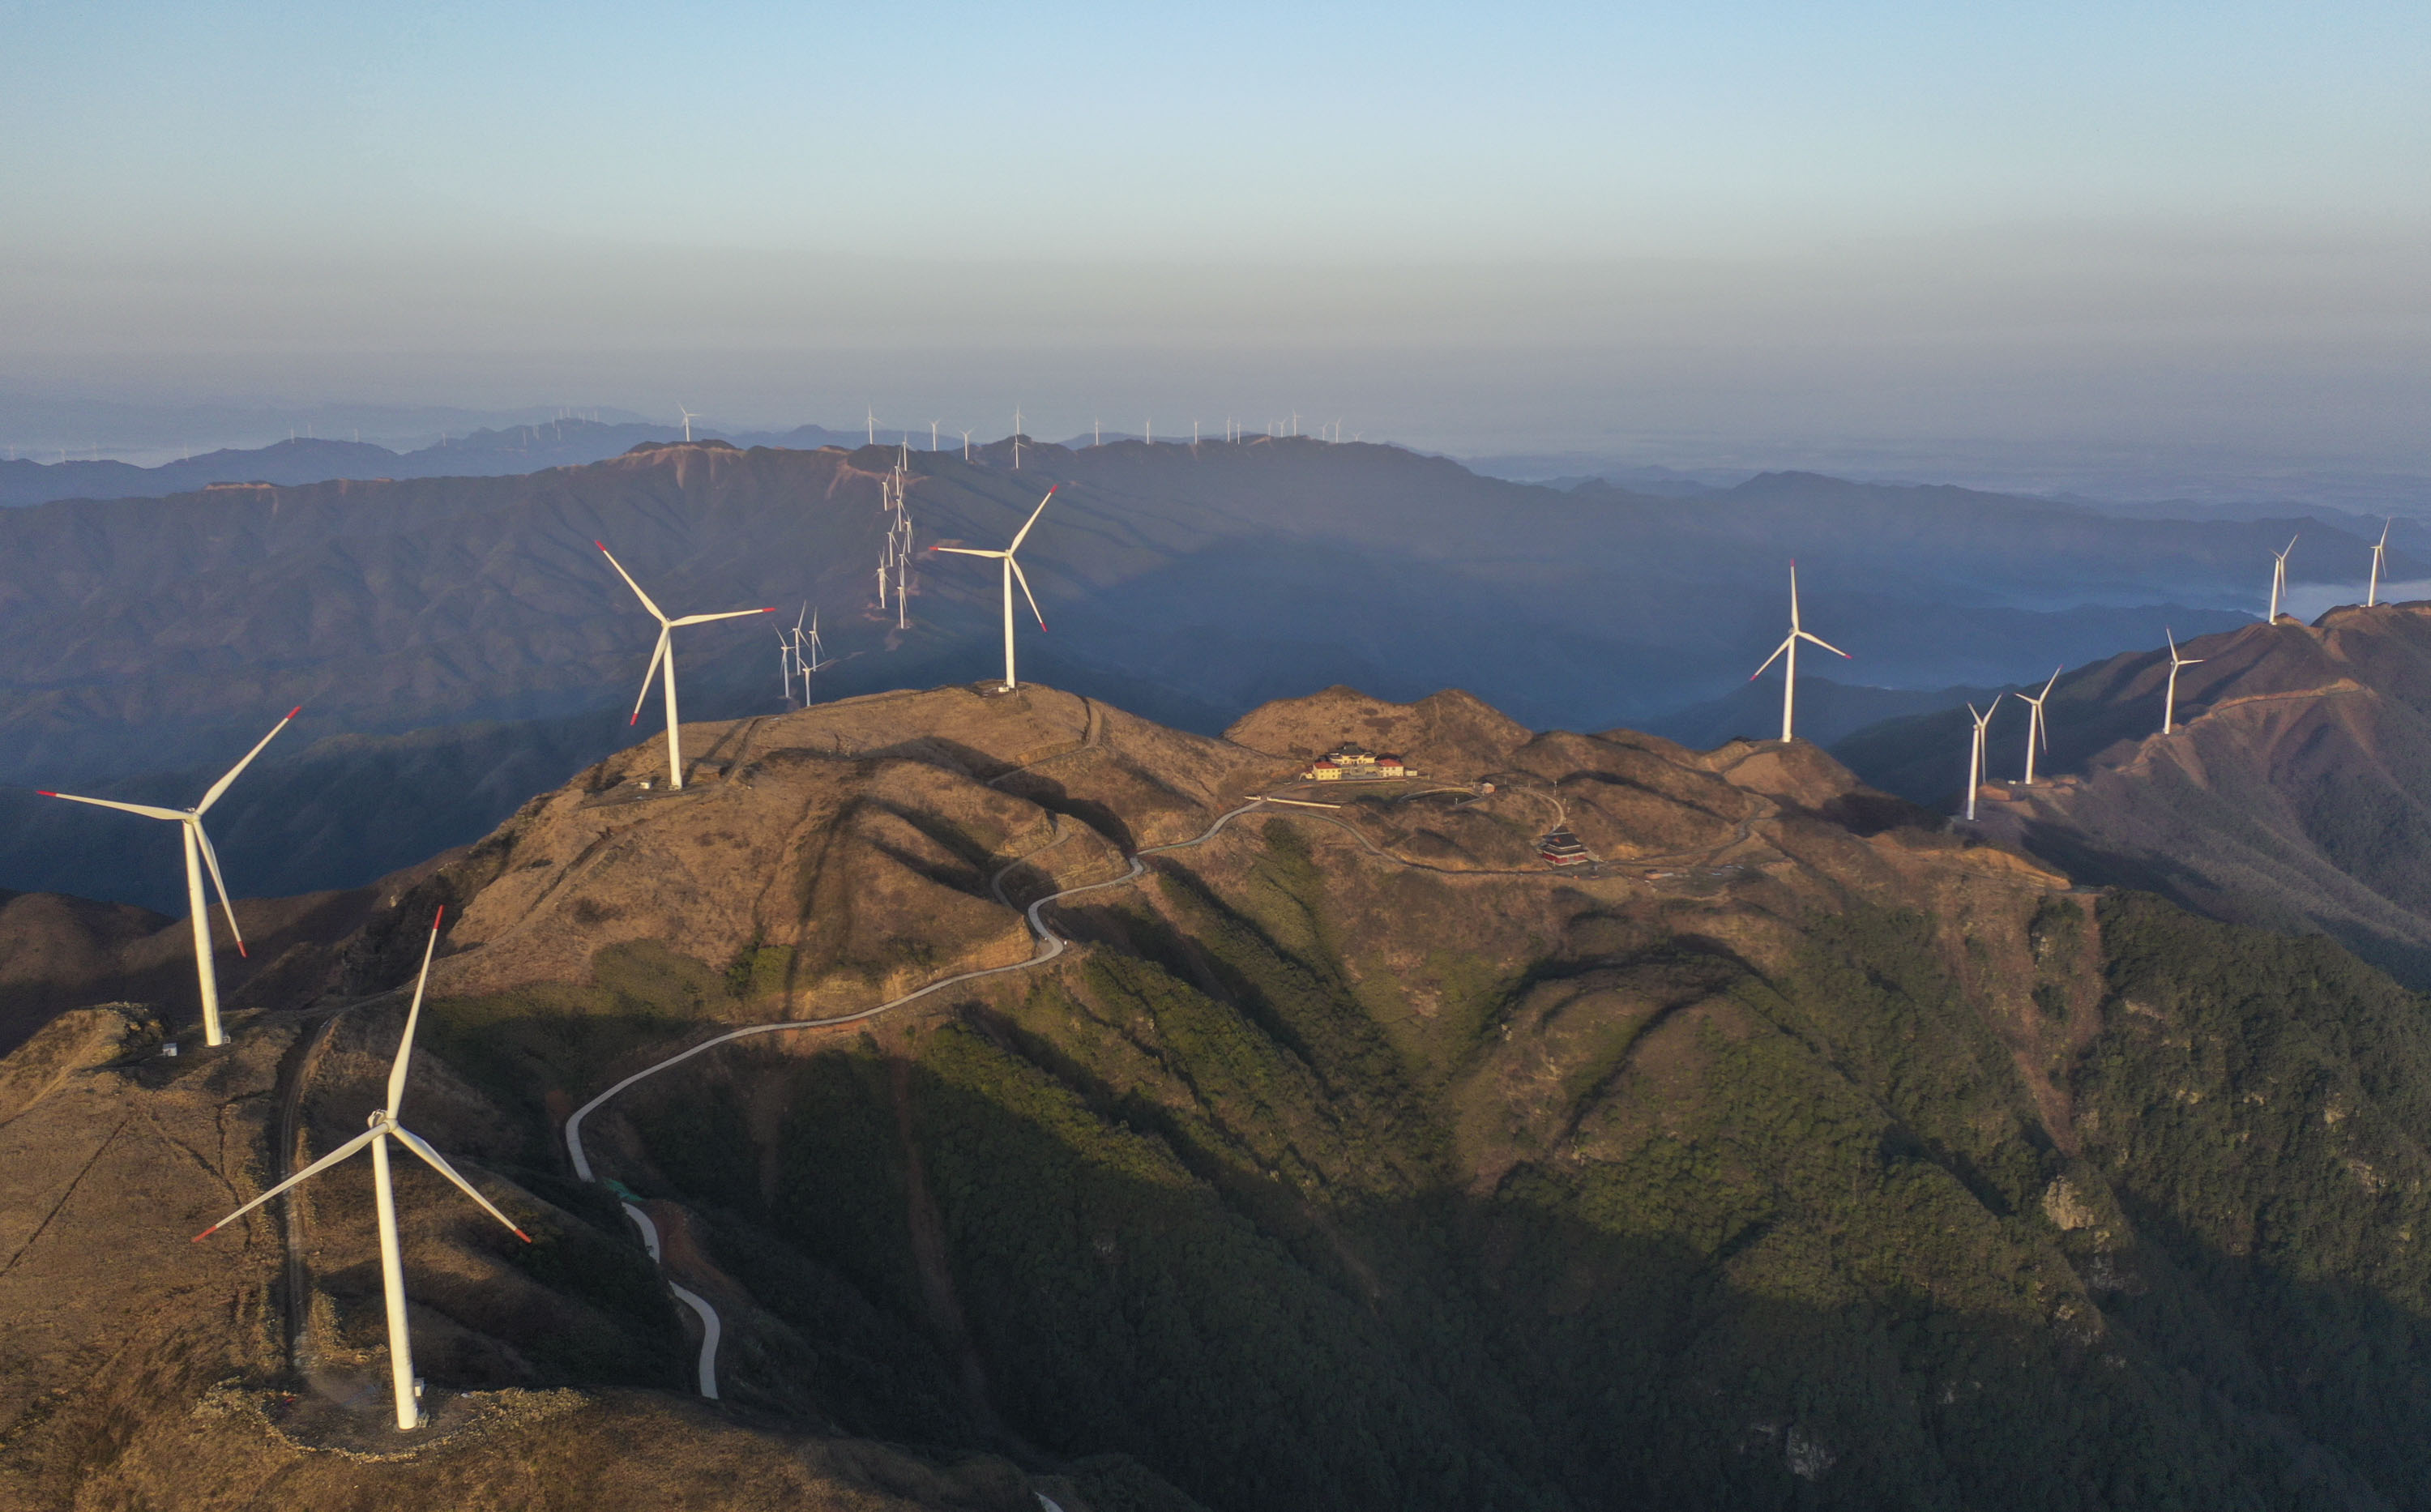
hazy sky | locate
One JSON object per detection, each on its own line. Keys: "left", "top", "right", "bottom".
{"left": 4, "top": 1, "right": 2425, "bottom": 470}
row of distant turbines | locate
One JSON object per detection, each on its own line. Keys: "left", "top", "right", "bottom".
{"left": 843, "top": 406, "right": 1352, "bottom": 464}
{"left": 1764, "top": 524, "right": 2400, "bottom": 826}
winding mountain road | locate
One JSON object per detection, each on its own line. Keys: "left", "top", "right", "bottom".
{"left": 562, "top": 797, "right": 1279, "bottom": 1396}
{"left": 562, "top": 752, "right": 1803, "bottom": 1398}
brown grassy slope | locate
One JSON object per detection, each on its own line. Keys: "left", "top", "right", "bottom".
{"left": 0, "top": 882, "right": 395, "bottom": 1057}
{"left": 0, "top": 999, "right": 1092, "bottom": 1512}
{"left": 1955, "top": 602, "right": 2431, "bottom": 984}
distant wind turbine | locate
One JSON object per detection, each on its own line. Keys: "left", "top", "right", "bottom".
{"left": 40, "top": 707, "right": 299, "bottom": 1046}
{"left": 2018, "top": 667, "right": 2062, "bottom": 784}
{"left": 1963, "top": 697, "right": 2002, "bottom": 822}
{"left": 596, "top": 543, "right": 774, "bottom": 790}
{"left": 2370, "top": 519, "right": 2391, "bottom": 607}
{"left": 866, "top": 407, "right": 877, "bottom": 446}
{"left": 194, "top": 909, "right": 530, "bottom": 1432}
{"left": 1748, "top": 562, "right": 1851, "bottom": 743}
{"left": 933, "top": 486, "right": 1056, "bottom": 691}
{"left": 677, "top": 405, "right": 698, "bottom": 443}
{"left": 2161, "top": 630, "right": 2203, "bottom": 735}
{"left": 2268, "top": 536, "right": 2297, "bottom": 621}
{"left": 961, "top": 429, "right": 972, "bottom": 461}
{"left": 1012, "top": 408, "right": 1023, "bottom": 471}
{"left": 800, "top": 607, "right": 825, "bottom": 703}
{"left": 930, "top": 420, "right": 941, "bottom": 451}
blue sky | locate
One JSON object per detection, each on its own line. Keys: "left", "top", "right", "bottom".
{"left": 3, "top": 1, "right": 2426, "bottom": 468}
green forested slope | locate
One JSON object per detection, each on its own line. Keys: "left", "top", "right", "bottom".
{"left": 583, "top": 861, "right": 2431, "bottom": 1510}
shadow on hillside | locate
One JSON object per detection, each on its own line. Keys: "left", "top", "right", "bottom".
{"left": 596, "top": 1027, "right": 2426, "bottom": 1512}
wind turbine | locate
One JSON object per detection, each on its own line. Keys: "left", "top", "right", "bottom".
{"left": 677, "top": 405, "right": 698, "bottom": 444}
{"left": 800, "top": 607, "right": 825, "bottom": 703}
{"left": 2369, "top": 519, "right": 2391, "bottom": 607}
{"left": 961, "top": 429, "right": 972, "bottom": 461}
{"left": 933, "top": 486, "right": 1055, "bottom": 691}
{"left": 865, "top": 407, "right": 877, "bottom": 446}
{"left": 930, "top": 420, "right": 941, "bottom": 451}
{"left": 1748, "top": 562, "right": 1851, "bottom": 743}
{"left": 2268, "top": 535, "right": 2297, "bottom": 621}
{"left": 776, "top": 628, "right": 797, "bottom": 705}
{"left": 596, "top": 543, "right": 774, "bottom": 790}
{"left": 2161, "top": 630, "right": 2203, "bottom": 734}
{"left": 1963, "top": 696, "right": 2002, "bottom": 822}
{"left": 1012, "top": 408, "right": 1023, "bottom": 471}
{"left": 193, "top": 909, "right": 530, "bottom": 1432}
{"left": 2018, "top": 667, "right": 2062, "bottom": 784}
{"left": 39, "top": 707, "right": 300, "bottom": 1047}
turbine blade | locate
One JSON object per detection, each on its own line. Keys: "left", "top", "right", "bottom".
{"left": 37, "top": 791, "right": 187, "bottom": 822}
{"left": 930, "top": 546, "right": 1001, "bottom": 557}
{"left": 1010, "top": 555, "right": 1046, "bottom": 629}
{"left": 596, "top": 541, "right": 668, "bottom": 621}
{"left": 669, "top": 608, "right": 776, "bottom": 626}
{"left": 193, "top": 822, "right": 247, "bottom": 959}
{"left": 630, "top": 629, "right": 669, "bottom": 724}
{"left": 389, "top": 1125, "right": 532, "bottom": 1241}
{"left": 2039, "top": 667, "right": 2062, "bottom": 698}
{"left": 192, "top": 1127, "right": 379, "bottom": 1241}
{"left": 1797, "top": 630, "right": 1852, "bottom": 659}
{"left": 1750, "top": 636, "right": 1793, "bottom": 679}
{"left": 387, "top": 908, "right": 443, "bottom": 1117}
{"left": 196, "top": 707, "right": 301, "bottom": 814}
{"left": 1007, "top": 485, "right": 1058, "bottom": 553}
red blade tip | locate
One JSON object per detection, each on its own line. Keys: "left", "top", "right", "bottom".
{"left": 286, "top": 707, "right": 302, "bottom": 720}
{"left": 191, "top": 1225, "right": 219, "bottom": 1243}
{"left": 36, "top": 791, "right": 54, "bottom": 797}
{"left": 235, "top": 943, "right": 248, "bottom": 958}
{"left": 513, "top": 1228, "right": 532, "bottom": 1243}
{"left": 594, "top": 540, "right": 605, "bottom": 550}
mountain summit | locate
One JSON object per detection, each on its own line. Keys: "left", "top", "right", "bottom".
{"left": 9, "top": 681, "right": 2431, "bottom": 1508}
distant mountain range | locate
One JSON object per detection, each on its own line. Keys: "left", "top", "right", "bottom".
{"left": 0, "top": 436, "right": 2411, "bottom": 912}
{"left": 0, "top": 419, "right": 877, "bottom": 507}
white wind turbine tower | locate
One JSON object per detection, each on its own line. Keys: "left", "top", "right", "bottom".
{"left": 194, "top": 909, "right": 530, "bottom": 1433}
{"left": 596, "top": 543, "right": 774, "bottom": 790}
{"left": 961, "top": 429, "right": 972, "bottom": 461}
{"left": 2267, "top": 535, "right": 2298, "bottom": 621}
{"left": 2017, "top": 667, "right": 2062, "bottom": 784}
{"left": 776, "top": 627, "right": 797, "bottom": 705}
{"left": 1748, "top": 562, "right": 1851, "bottom": 743}
{"left": 40, "top": 707, "right": 300, "bottom": 1047}
{"left": 799, "top": 607, "right": 825, "bottom": 703}
{"left": 2161, "top": 630, "right": 2203, "bottom": 735}
{"left": 933, "top": 486, "right": 1056, "bottom": 692}
{"left": 930, "top": 420, "right": 941, "bottom": 451}
{"left": 1963, "top": 696, "right": 2002, "bottom": 822}
{"left": 2369, "top": 519, "right": 2391, "bottom": 606}
{"left": 866, "top": 407, "right": 878, "bottom": 446}
{"left": 1011, "top": 408, "right": 1023, "bottom": 471}
{"left": 677, "top": 405, "right": 698, "bottom": 443}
